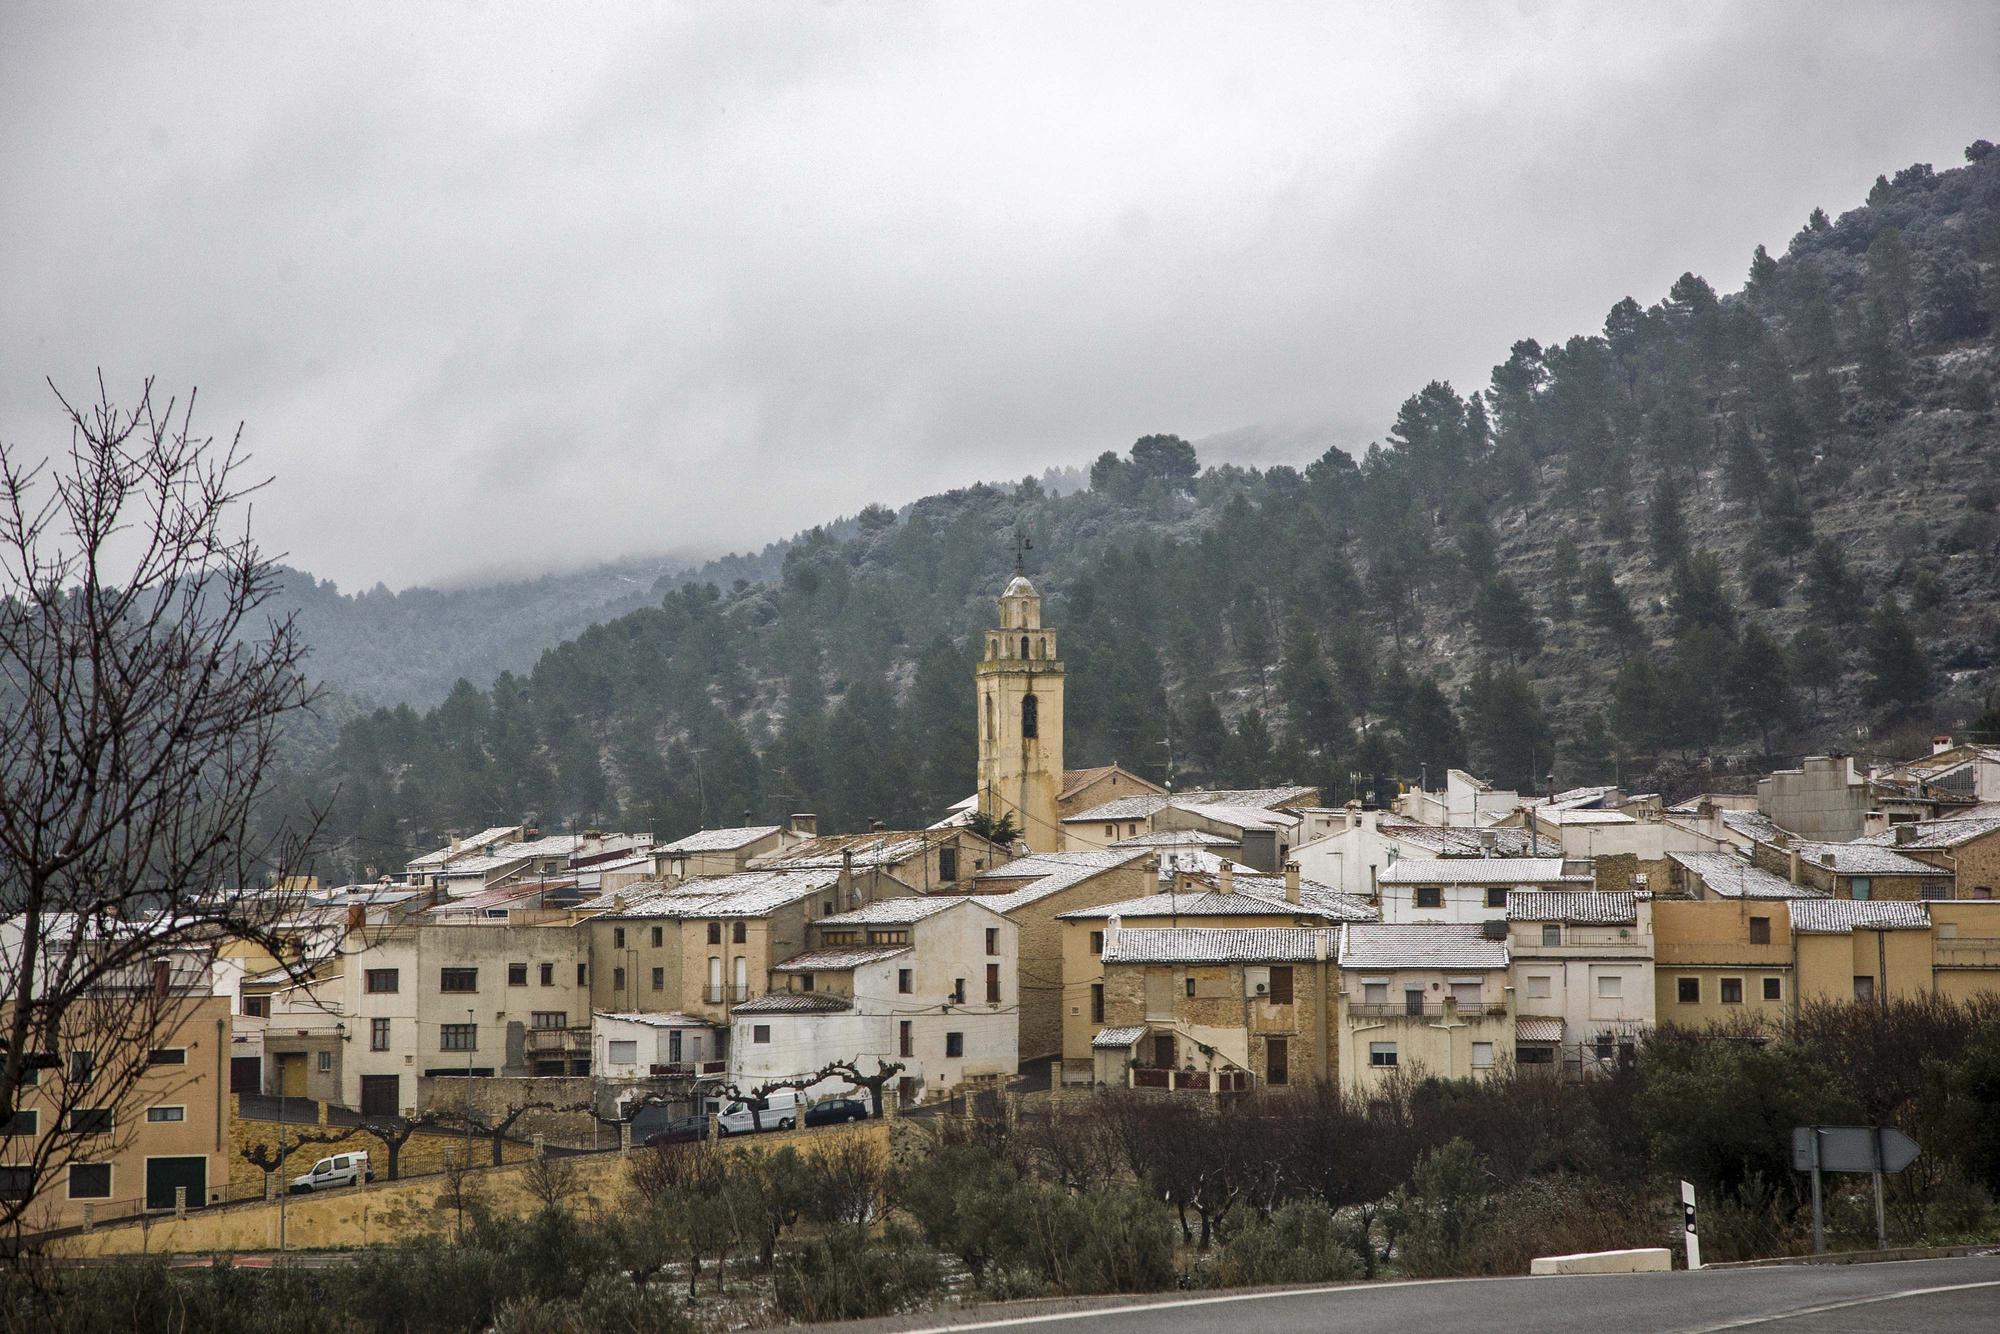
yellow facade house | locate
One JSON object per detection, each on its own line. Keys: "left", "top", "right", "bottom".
{"left": 1336, "top": 923, "right": 1514, "bottom": 1087}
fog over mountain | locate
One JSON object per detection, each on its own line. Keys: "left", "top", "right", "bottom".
{"left": 3, "top": 3, "right": 1997, "bottom": 589}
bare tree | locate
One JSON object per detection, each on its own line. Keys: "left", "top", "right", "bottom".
{"left": 241, "top": 1128, "right": 348, "bottom": 1194}
{"left": 521, "top": 1152, "right": 580, "bottom": 1212}
{"left": 445, "top": 1099, "right": 557, "bottom": 1166}
{"left": 351, "top": 1114, "right": 441, "bottom": 1181}
{"left": 0, "top": 377, "right": 319, "bottom": 1231}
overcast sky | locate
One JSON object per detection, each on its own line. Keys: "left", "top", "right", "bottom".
{"left": 3, "top": 3, "right": 1995, "bottom": 590}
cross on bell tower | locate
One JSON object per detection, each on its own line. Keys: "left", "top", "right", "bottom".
{"left": 975, "top": 556, "right": 1065, "bottom": 853}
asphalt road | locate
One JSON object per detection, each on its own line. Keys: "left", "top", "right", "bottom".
{"left": 808, "top": 1254, "right": 2000, "bottom": 1334}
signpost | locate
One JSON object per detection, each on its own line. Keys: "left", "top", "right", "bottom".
{"left": 1791, "top": 1126, "right": 1920, "bottom": 1253}
{"left": 1680, "top": 1180, "right": 1701, "bottom": 1270}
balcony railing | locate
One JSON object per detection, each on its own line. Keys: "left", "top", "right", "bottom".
{"left": 523, "top": 1026, "right": 590, "bottom": 1055}
{"left": 1347, "top": 1001, "right": 1509, "bottom": 1019}
{"left": 650, "top": 1060, "right": 728, "bottom": 1077}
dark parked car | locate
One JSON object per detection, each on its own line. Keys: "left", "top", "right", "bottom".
{"left": 642, "top": 1113, "right": 712, "bottom": 1147}
{"left": 804, "top": 1097, "right": 869, "bottom": 1127}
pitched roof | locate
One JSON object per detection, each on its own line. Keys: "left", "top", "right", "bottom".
{"left": 1102, "top": 926, "right": 1338, "bottom": 964}
{"left": 1852, "top": 817, "right": 2000, "bottom": 850}
{"left": 750, "top": 829, "right": 970, "bottom": 871}
{"left": 658, "top": 826, "right": 783, "bottom": 854}
{"left": 773, "top": 945, "right": 910, "bottom": 971}
{"left": 1380, "top": 824, "right": 1540, "bottom": 857}
{"left": 1058, "top": 888, "right": 1370, "bottom": 923}
{"left": 1339, "top": 923, "right": 1509, "bottom": 971}
{"left": 1092, "top": 1026, "right": 1149, "bottom": 1048}
{"left": 1377, "top": 858, "right": 1583, "bottom": 886}
{"left": 1516, "top": 1016, "right": 1565, "bottom": 1043}
{"left": 1788, "top": 842, "right": 1953, "bottom": 877}
{"left": 1720, "top": 809, "right": 1782, "bottom": 844}
{"left": 816, "top": 897, "right": 965, "bottom": 927}
{"left": 409, "top": 825, "right": 525, "bottom": 868}
{"left": 1507, "top": 891, "right": 1638, "bottom": 924}
{"left": 1059, "top": 765, "right": 1162, "bottom": 801}
{"left": 1669, "top": 852, "right": 1827, "bottom": 900}
{"left": 1787, "top": 900, "right": 1932, "bottom": 934}
{"left": 577, "top": 867, "right": 843, "bottom": 919}
{"left": 593, "top": 1011, "right": 716, "bottom": 1029}
{"left": 1537, "top": 808, "right": 1638, "bottom": 826}
{"left": 1111, "top": 830, "right": 1236, "bottom": 849}
{"left": 967, "top": 850, "right": 1150, "bottom": 912}
{"left": 1062, "top": 787, "right": 1318, "bottom": 824}
{"left": 729, "top": 992, "right": 854, "bottom": 1015}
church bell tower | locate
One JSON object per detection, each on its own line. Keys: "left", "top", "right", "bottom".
{"left": 975, "top": 570, "right": 1065, "bottom": 852}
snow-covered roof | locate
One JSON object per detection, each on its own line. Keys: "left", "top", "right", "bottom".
{"left": 730, "top": 992, "right": 854, "bottom": 1015}
{"left": 1537, "top": 808, "right": 1638, "bottom": 827}
{"left": 1516, "top": 1016, "right": 1565, "bottom": 1043}
{"left": 577, "top": 867, "right": 843, "bottom": 919}
{"left": 1058, "top": 887, "right": 1371, "bottom": 924}
{"left": 658, "top": 826, "right": 783, "bottom": 854}
{"left": 409, "top": 825, "right": 524, "bottom": 869}
{"left": 817, "top": 897, "right": 965, "bottom": 927}
{"left": 1111, "top": 830, "right": 1236, "bottom": 849}
{"left": 1377, "top": 858, "right": 1582, "bottom": 886}
{"left": 1720, "top": 809, "right": 1782, "bottom": 844}
{"left": 751, "top": 829, "right": 969, "bottom": 871}
{"left": 773, "top": 945, "right": 910, "bottom": 971}
{"left": 1092, "top": 1026, "right": 1148, "bottom": 1049}
{"left": 1339, "top": 923, "right": 1509, "bottom": 971}
{"left": 1853, "top": 818, "right": 2000, "bottom": 850}
{"left": 968, "top": 850, "right": 1151, "bottom": 912}
{"left": 594, "top": 1010, "right": 716, "bottom": 1029}
{"left": 1788, "top": 842, "right": 1953, "bottom": 878}
{"left": 1669, "top": 852, "right": 1825, "bottom": 900}
{"left": 1788, "top": 900, "right": 1931, "bottom": 934}
{"left": 1379, "top": 824, "right": 1540, "bottom": 857}
{"left": 1102, "top": 926, "right": 1338, "bottom": 964}
{"left": 1062, "top": 787, "right": 1318, "bottom": 825}
{"left": 1507, "top": 891, "right": 1638, "bottom": 925}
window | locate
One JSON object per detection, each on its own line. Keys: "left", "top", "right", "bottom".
{"left": 364, "top": 969, "right": 399, "bottom": 994}
{"left": 898, "top": 968, "right": 912, "bottom": 994}
{"left": 1486, "top": 887, "right": 1508, "bottom": 908}
{"left": 1854, "top": 975, "right": 1876, "bottom": 1003}
{"left": 440, "top": 1024, "right": 477, "bottom": 1052}
{"left": 0, "top": 1111, "right": 36, "bottom": 1137}
{"left": 800, "top": 974, "right": 815, "bottom": 992}
{"left": 986, "top": 964, "right": 1001, "bottom": 1003}
{"left": 69, "top": 1050, "right": 95, "bottom": 1083}
{"left": 899, "top": 1021, "right": 913, "bottom": 1057}
{"left": 532, "top": 1012, "right": 566, "bottom": 1029}
{"left": 439, "top": 968, "right": 477, "bottom": 993}
{"left": 608, "top": 1040, "right": 637, "bottom": 1064}
{"left": 1105, "top": 824, "right": 1115, "bottom": 839}
{"left": 1596, "top": 975, "right": 1623, "bottom": 999}
{"left": 147, "top": 1048, "right": 187, "bottom": 1067}
{"left": 371, "top": 1018, "right": 391, "bottom": 1051}
{"left": 70, "top": 1108, "right": 112, "bottom": 1135}
{"left": 1415, "top": 887, "right": 1443, "bottom": 909}
{"left": 1541, "top": 924, "right": 1561, "bottom": 946}
{"left": 940, "top": 847, "right": 959, "bottom": 881}
{"left": 652, "top": 967, "right": 665, "bottom": 992}
{"left": 1763, "top": 977, "right": 1783, "bottom": 1001}
{"left": 1404, "top": 988, "right": 1424, "bottom": 1016}
{"left": 1677, "top": 977, "right": 1700, "bottom": 1004}
{"left": 945, "top": 1032, "right": 964, "bottom": 1058}
{"left": 651, "top": 926, "right": 664, "bottom": 947}
{"left": 1748, "top": 916, "right": 1771, "bottom": 945}
{"left": 576, "top": 963, "right": 588, "bottom": 985}
{"left": 952, "top": 978, "right": 967, "bottom": 1004}
{"left": 67, "top": 1164, "right": 111, "bottom": 1199}
{"left": 1267, "top": 1036, "right": 1289, "bottom": 1086}
{"left": 1720, "top": 978, "right": 1744, "bottom": 1004}
{"left": 0, "top": 1168, "right": 29, "bottom": 1201}
{"left": 1369, "top": 1041, "right": 1398, "bottom": 1068}
{"left": 1920, "top": 881, "right": 1950, "bottom": 901}
{"left": 1089, "top": 931, "right": 1104, "bottom": 955}
{"left": 752, "top": 1026, "right": 770, "bottom": 1044}
{"left": 612, "top": 967, "right": 626, "bottom": 992}
{"left": 1090, "top": 984, "right": 1104, "bottom": 1023}
{"left": 1516, "top": 1045, "right": 1556, "bottom": 1064}
{"left": 1269, "top": 966, "right": 1294, "bottom": 1004}
{"left": 1021, "top": 694, "right": 1038, "bottom": 739}
{"left": 1851, "top": 877, "right": 1872, "bottom": 901}
{"left": 708, "top": 922, "right": 722, "bottom": 945}
{"left": 1470, "top": 1041, "right": 1494, "bottom": 1069}
{"left": 733, "top": 922, "right": 747, "bottom": 945}
{"left": 146, "top": 1106, "right": 185, "bottom": 1123}
{"left": 507, "top": 963, "right": 528, "bottom": 986}
{"left": 613, "top": 927, "right": 626, "bottom": 949}
{"left": 241, "top": 995, "right": 269, "bottom": 1018}
{"left": 540, "top": 962, "right": 554, "bottom": 986}
{"left": 317, "top": 1050, "right": 333, "bottom": 1073}
{"left": 1526, "top": 975, "right": 1552, "bottom": 999}
{"left": 1184, "top": 976, "right": 1196, "bottom": 998}
{"left": 1363, "top": 981, "right": 1388, "bottom": 1005}
{"left": 985, "top": 928, "right": 999, "bottom": 956}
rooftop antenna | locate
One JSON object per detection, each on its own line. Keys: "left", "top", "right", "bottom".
{"left": 1013, "top": 531, "right": 1033, "bottom": 574}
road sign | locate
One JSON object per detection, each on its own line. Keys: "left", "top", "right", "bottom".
{"left": 1790, "top": 1126, "right": 1920, "bottom": 1174}
{"left": 1680, "top": 1180, "right": 1701, "bottom": 1271}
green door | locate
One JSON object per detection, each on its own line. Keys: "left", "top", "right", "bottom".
{"left": 146, "top": 1156, "right": 207, "bottom": 1212}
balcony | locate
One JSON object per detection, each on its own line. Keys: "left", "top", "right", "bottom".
{"left": 702, "top": 986, "right": 754, "bottom": 1005}
{"left": 1347, "top": 1000, "right": 1509, "bottom": 1020}
{"left": 649, "top": 1060, "right": 727, "bottom": 1078}
{"left": 1130, "top": 1067, "right": 1253, "bottom": 1093}
{"left": 523, "top": 1026, "right": 591, "bottom": 1056}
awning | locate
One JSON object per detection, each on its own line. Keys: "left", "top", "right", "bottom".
{"left": 1092, "top": 1026, "right": 1148, "bottom": 1049}
{"left": 1516, "top": 1016, "right": 1565, "bottom": 1043}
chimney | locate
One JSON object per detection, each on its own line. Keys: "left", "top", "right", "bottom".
{"left": 1894, "top": 823, "right": 1916, "bottom": 845}
{"left": 1478, "top": 829, "right": 1497, "bottom": 857}
{"left": 1934, "top": 735, "right": 1953, "bottom": 755}
{"left": 1368, "top": 863, "right": 1379, "bottom": 901}
{"left": 1284, "top": 861, "right": 1301, "bottom": 905}
{"left": 1349, "top": 810, "right": 1362, "bottom": 830}
{"left": 1105, "top": 913, "right": 1122, "bottom": 952}
{"left": 346, "top": 902, "right": 366, "bottom": 934}
{"left": 790, "top": 813, "right": 819, "bottom": 838}
{"left": 1696, "top": 798, "right": 1715, "bottom": 820}
{"left": 1218, "top": 861, "right": 1235, "bottom": 895}
{"left": 1787, "top": 848, "right": 1801, "bottom": 883}
{"left": 840, "top": 848, "right": 855, "bottom": 908}
{"left": 448, "top": 834, "right": 462, "bottom": 854}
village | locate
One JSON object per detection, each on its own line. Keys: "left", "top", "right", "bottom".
{"left": 13, "top": 570, "right": 2000, "bottom": 1240}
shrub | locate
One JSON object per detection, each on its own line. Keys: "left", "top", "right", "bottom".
{"left": 1215, "top": 1201, "right": 1364, "bottom": 1287}
{"left": 773, "top": 1224, "right": 944, "bottom": 1322}
{"left": 1393, "top": 1139, "right": 1494, "bottom": 1277}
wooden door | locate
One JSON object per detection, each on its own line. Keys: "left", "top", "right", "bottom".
{"left": 1152, "top": 1032, "right": 1176, "bottom": 1069}
{"left": 359, "top": 1074, "right": 400, "bottom": 1118}
{"left": 1266, "top": 1036, "right": 1289, "bottom": 1086}
{"left": 277, "top": 1052, "right": 307, "bottom": 1097}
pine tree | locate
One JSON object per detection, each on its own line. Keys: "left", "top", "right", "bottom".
{"left": 1398, "top": 674, "right": 1466, "bottom": 779}
{"left": 1803, "top": 539, "right": 1863, "bottom": 625}
{"left": 1728, "top": 623, "right": 1793, "bottom": 754}
{"left": 1722, "top": 416, "right": 1769, "bottom": 505}
{"left": 1755, "top": 473, "right": 1815, "bottom": 565}
{"left": 1789, "top": 625, "right": 1841, "bottom": 716}
{"left": 1582, "top": 561, "right": 1644, "bottom": 652}
{"left": 1472, "top": 575, "right": 1541, "bottom": 663}
{"left": 1463, "top": 665, "right": 1552, "bottom": 793}
{"left": 1670, "top": 553, "right": 1737, "bottom": 639}
{"left": 1863, "top": 595, "right": 1930, "bottom": 710}
{"left": 1648, "top": 473, "right": 1689, "bottom": 569}
{"left": 1855, "top": 301, "right": 1907, "bottom": 404}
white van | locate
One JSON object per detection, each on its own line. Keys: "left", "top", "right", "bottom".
{"left": 289, "top": 1150, "right": 373, "bottom": 1194}
{"left": 716, "top": 1090, "right": 798, "bottom": 1136}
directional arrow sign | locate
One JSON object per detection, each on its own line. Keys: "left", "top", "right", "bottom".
{"left": 1791, "top": 1126, "right": 1921, "bottom": 1174}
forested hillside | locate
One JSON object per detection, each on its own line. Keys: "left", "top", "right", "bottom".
{"left": 279, "top": 141, "right": 2000, "bottom": 884}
